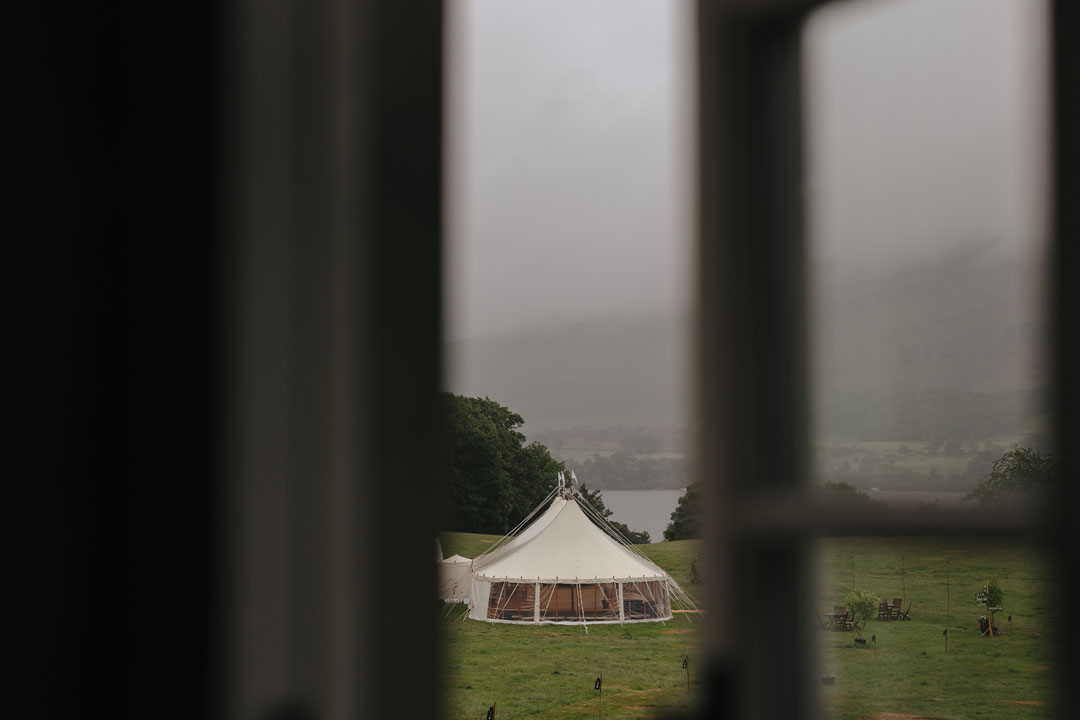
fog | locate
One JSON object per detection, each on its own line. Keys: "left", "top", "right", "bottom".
{"left": 445, "top": 0, "right": 1048, "bottom": 436}
{"left": 444, "top": 0, "right": 695, "bottom": 344}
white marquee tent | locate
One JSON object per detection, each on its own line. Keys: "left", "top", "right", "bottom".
{"left": 467, "top": 472, "right": 695, "bottom": 625}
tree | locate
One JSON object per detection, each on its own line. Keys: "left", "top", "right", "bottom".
{"left": 439, "top": 393, "right": 563, "bottom": 534}
{"left": 963, "top": 447, "right": 1059, "bottom": 510}
{"left": 844, "top": 588, "right": 880, "bottom": 638}
{"left": 577, "top": 483, "right": 651, "bottom": 544}
{"left": 978, "top": 577, "right": 1005, "bottom": 636}
{"left": 507, "top": 441, "right": 565, "bottom": 525}
{"left": 663, "top": 483, "right": 701, "bottom": 540}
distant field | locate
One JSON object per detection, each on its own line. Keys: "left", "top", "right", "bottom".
{"left": 552, "top": 448, "right": 688, "bottom": 463}
{"left": 440, "top": 531, "right": 499, "bottom": 560}
{"left": 892, "top": 453, "right": 971, "bottom": 475}
{"left": 552, "top": 448, "right": 619, "bottom": 463}
{"left": 441, "top": 531, "right": 1058, "bottom": 718}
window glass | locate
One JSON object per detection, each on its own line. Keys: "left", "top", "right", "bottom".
{"left": 442, "top": 1, "right": 698, "bottom": 717}
{"left": 804, "top": 0, "right": 1056, "bottom": 716}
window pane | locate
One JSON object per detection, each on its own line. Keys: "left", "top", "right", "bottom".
{"left": 442, "top": 0, "right": 698, "bottom": 717}
{"left": 804, "top": 0, "right": 1056, "bottom": 717}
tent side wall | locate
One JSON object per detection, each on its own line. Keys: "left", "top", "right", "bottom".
{"left": 471, "top": 578, "right": 672, "bottom": 624}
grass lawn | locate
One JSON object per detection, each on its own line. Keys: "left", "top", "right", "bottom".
{"left": 440, "top": 532, "right": 1059, "bottom": 719}
{"left": 816, "top": 537, "right": 1059, "bottom": 720}
{"left": 440, "top": 532, "right": 704, "bottom": 718}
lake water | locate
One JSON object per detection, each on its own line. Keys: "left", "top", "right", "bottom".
{"left": 599, "top": 488, "right": 968, "bottom": 543}
{"left": 599, "top": 489, "right": 685, "bottom": 542}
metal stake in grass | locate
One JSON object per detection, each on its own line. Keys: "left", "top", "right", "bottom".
{"left": 946, "top": 562, "right": 950, "bottom": 618}
{"left": 683, "top": 655, "right": 690, "bottom": 692}
{"left": 595, "top": 673, "right": 603, "bottom": 718}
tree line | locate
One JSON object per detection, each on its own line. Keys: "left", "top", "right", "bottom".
{"left": 567, "top": 452, "right": 688, "bottom": 490}
{"left": 439, "top": 391, "right": 1056, "bottom": 544}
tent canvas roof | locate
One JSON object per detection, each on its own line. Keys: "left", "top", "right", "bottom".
{"left": 472, "top": 495, "right": 666, "bottom": 582}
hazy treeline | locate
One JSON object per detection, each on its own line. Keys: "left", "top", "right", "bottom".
{"left": 567, "top": 452, "right": 689, "bottom": 491}
{"left": 819, "top": 386, "right": 1047, "bottom": 442}
{"left": 532, "top": 424, "right": 688, "bottom": 455}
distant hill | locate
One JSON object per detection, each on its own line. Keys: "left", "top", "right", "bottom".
{"left": 813, "top": 243, "right": 1046, "bottom": 399}
{"left": 445, "top": 311, "right": 689, "bottom": 432}
{"left": 446, "top": 243, "right": 1047, "bottom": 439}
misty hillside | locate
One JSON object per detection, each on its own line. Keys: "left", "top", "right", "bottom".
{"left": 447, "top": 245, "right": 1046, "bottom": 436}
{"left": 813, "top": 243, "right": 1046, "bottom": 398}
{"left": 446, "top": 312, "right": 690, "bottom": 431}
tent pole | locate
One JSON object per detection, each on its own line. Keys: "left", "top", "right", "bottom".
{"left": 618, "top": 582, "right": 625, "bottom": 624}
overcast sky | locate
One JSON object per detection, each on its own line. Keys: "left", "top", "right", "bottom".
{"left": 444, "top": 0, "right": 1047, "bottom": 343}
{"left": 444, "top": 0, "right": 694, "bottom": 341}
{"left": 806, "top": 0, "right": 1047, "bottom": 270}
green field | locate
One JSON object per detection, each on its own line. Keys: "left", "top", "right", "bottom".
{"left": 440, "top": 532, "right": 704, "bottom": 718}
{"left": 440, "top": 533, "right": 1059, "bottom": 719}
{"left": 816, "top": 537, "right": 1059, "bottom": 719}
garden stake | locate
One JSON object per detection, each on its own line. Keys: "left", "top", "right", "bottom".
{"left": 946, "top": 562, "right": 950, "bottom": 618}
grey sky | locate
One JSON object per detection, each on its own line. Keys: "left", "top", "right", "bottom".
{"left": 445, "top": 0, "right": 1047, "bottom": 342}
{"left": 445, "top": 0, "right": 694, "bottom": 341}
{"left": 806, "top": 0, "right": 1048, "bottom": 270}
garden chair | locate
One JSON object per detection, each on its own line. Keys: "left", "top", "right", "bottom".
{"left": 877, "top": 600, "right": 891, "bottom": 620}
{"left": 897, "top": 600, "right": 913, "bottom": 620}
{"left": 831, "top": 606, "right": 848, "bottom": 630}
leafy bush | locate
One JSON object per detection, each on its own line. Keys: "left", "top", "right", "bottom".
{"left": 844, "top": 588, "right": 881, "bottom": 637}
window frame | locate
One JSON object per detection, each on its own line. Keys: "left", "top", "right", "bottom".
{"left": 696, "top": 0, "right": 1077, "bottom": 717}
{"left": 217, "top": 0, "right": 1078, "bottom": 718}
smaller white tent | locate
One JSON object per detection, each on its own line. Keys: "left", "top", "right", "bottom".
{"left": 438, "top": 553, "right": 473, "bottom": 604}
